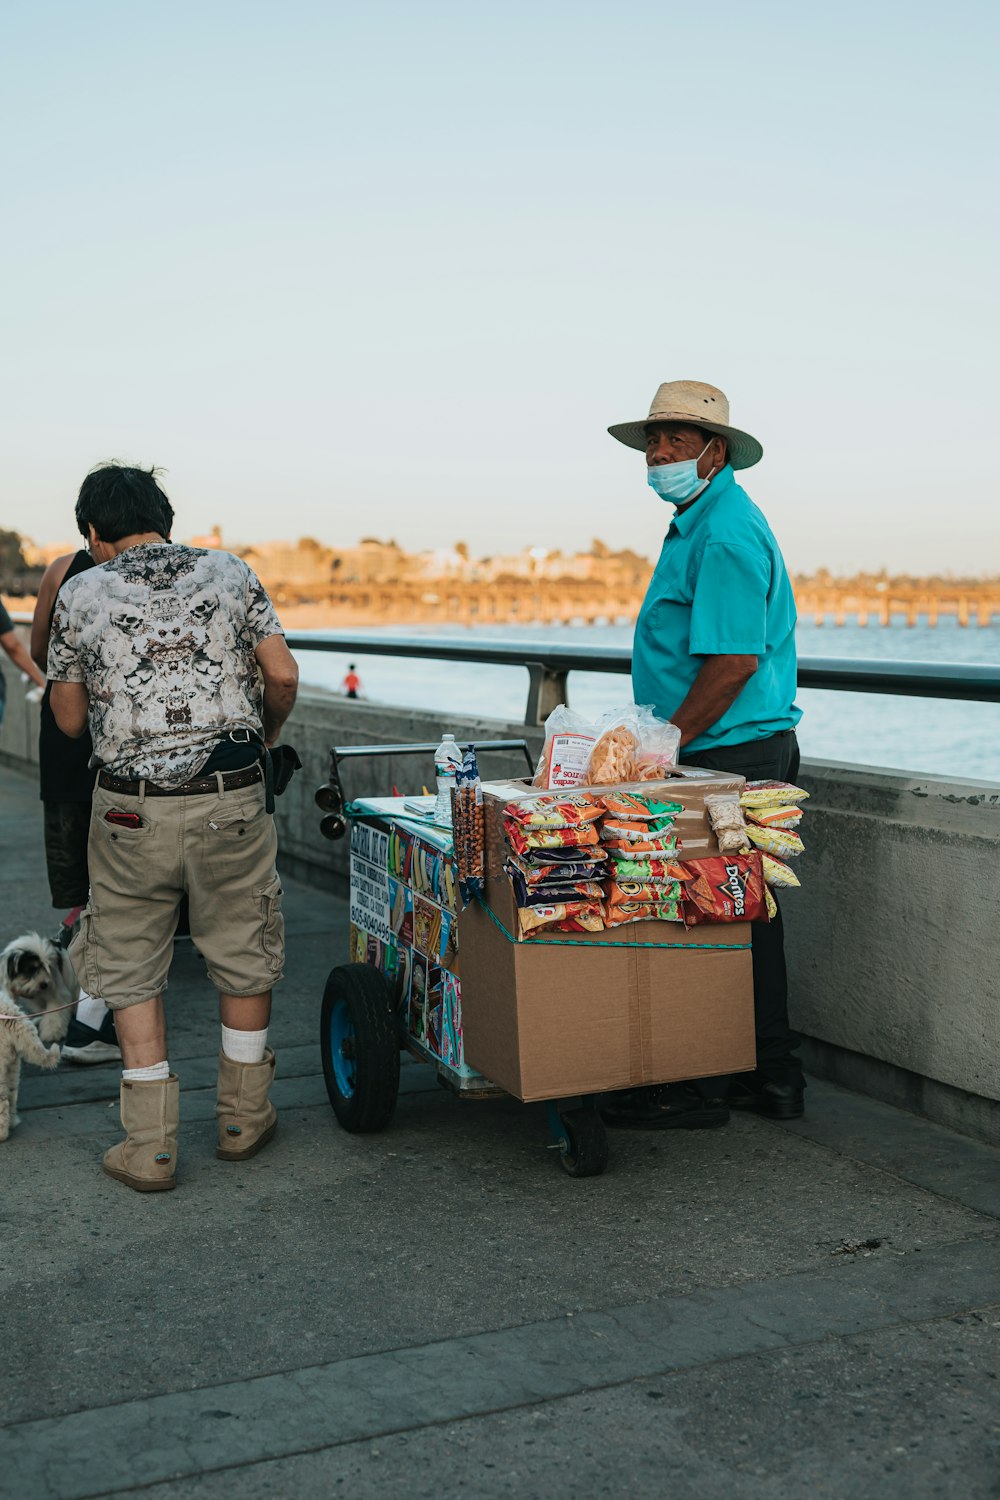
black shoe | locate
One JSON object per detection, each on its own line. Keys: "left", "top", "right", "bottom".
{"left": 602, "top": 1083, "right": 730, "bottom": 1131}
{"left": 61, "top": 1010, "right": 121, "bottom": 1065}
{"left": 728, "top": 1073, "right": 804, "bottom": 1120}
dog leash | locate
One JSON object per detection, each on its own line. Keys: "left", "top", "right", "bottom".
{"left": 0, "top": 997, "right": 79, "bottom": 1023}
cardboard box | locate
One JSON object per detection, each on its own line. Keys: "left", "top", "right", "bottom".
{"left": 461, "top": 900, "right": 754, "bottom": 1102}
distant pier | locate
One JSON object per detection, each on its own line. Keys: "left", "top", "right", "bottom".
{"left": 793, "top": 584, "right": 998, "bottom": 628}
{"left": 268, "top": 579, "right": 999, "bottom": 629}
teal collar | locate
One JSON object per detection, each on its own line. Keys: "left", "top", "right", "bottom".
{"left": 668, "top": 464, "right": 735, "bottom": 538}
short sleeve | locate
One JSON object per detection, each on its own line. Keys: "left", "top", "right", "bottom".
{"left": 688, "top": 541, "right": 769, "bottom": 655}
{"left": 242, "top": 563, "right": 283, "bottom": 647}
{"left": 46, "top": 596, "right": 85, "bottom": 682}
{"left": 0, "top": 601, "right": 13, "bottom": 635}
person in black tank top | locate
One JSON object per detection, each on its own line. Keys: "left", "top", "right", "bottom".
{"left": 35, "top": 549, "right": 97, "bottom": 910}
{"left": 31, "top": 544, "right": 124, "bottom": 1064}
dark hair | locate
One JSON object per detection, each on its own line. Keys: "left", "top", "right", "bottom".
{"left": 76, "top": 462, "right": 174, "bottom": 544}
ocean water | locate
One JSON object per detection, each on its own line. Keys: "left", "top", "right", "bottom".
{"left": 291, "top": 617, "right": 1000, "bottom": 784}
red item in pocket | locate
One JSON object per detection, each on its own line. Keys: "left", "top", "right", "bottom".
{"left": 105, "top": 809, "right": 142, "bottom": 829}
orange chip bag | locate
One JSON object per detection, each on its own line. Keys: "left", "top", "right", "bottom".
{"left": 504, "top": 820, "right": 602, "bottom": 855}
{"left": 504, "top": 794, "right": 603, "bottom": 830}
{"left": 602, "top": 833, "right": 679, "bottom": 856}
{"left": 516, "top": 901, "right": 604, "bottom": 938}
{"left": 745, "top": 804, "right": 803, "bottom": 830}
{"left": 598, "top": 791, "right": 683, "bottom": 820}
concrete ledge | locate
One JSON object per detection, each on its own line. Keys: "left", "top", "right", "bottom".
{"left": 799, "top": 1034, "right": 1000, "bottom": 1149}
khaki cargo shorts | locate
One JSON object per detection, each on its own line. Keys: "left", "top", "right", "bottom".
{"left": 72, "top": 777, "right": 284, "bottom": 1008}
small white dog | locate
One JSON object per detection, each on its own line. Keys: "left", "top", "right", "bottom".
{"left": 0, "top": 934, "right": 76, "bottom": 1141}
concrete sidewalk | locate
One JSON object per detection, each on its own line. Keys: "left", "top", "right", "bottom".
{"left": 1, "top": 761, "right": 998, "bottom": 1500}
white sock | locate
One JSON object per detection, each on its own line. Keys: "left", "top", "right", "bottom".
{"left": 221, "top": 1025, "right": 268, "bottom": 1065}
{"left": 76, "top": 989, "right": 110, "bottom": 1029}
{"left": 122, "top": 1061, "right": 170, "bottom": 1082}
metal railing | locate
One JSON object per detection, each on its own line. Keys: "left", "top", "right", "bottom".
{"left": 283, "top": 630, "right": 1000, "bottom": 726}
{"left": 10, "top": 610, "right": 996, "bottom": 724}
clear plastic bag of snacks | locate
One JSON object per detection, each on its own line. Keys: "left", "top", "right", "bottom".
{"left": 704, "top": 792, "right": 750, "bottom": 854}
{"left": 533, "top": 706, "right": 599, "bottom": 789}
{"left": 632, "top": 705, "right": 682, "bottom": 781}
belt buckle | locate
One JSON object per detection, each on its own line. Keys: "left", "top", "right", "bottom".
{"left": 228, "top": 728, "right": 252, "bottom": 744}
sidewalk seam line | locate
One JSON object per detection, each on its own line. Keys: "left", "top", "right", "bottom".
{"left": 1, "top": 1228, "right": 996, "bottom": 1434}
{"left": 63, "top": 1295, "right": 1000, "bottom": 1500}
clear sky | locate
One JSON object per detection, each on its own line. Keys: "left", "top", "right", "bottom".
{"left": 2, "top": 0, "right": 997, "bottom": 574}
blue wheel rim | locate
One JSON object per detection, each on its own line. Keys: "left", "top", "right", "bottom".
{"left": 330, "top": 997, "right": 356, "bottom": 1099}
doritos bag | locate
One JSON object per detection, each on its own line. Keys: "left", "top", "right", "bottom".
{"left": 678, "top": 852, "right": 769, "bottom": 925}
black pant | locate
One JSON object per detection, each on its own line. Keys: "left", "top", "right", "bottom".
{"left": 689, "top": 729, "right": 803, "bottom": 1088}
{"left": 42, "top": 800, "right": 93, "bottom": 908}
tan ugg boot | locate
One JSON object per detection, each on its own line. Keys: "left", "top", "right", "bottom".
{"left": 103, "top": 1075, "right": 179, "bottom": 1192}
{"left": 216, "top": 1048, "right": 278, "bottom": 1160}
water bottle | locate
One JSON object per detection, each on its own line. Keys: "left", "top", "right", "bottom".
{"left": 434, "top": 733, "right": 463, "bottom": 824}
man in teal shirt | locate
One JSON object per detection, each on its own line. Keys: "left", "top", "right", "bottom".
{"left": 606, "top": 379, "right": 805, "bottom": 1127}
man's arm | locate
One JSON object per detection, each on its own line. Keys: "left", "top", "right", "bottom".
{"left": 255, "top": 634, "right": 299, "bottom": 747}
{"left": 50, "top": 680, "right": 90, "bottom": 737}
{"left": 30, "top": 555, "right": 74, "bottom": 671}
{"left": 1, "top": 627, "right": 47, "bottom": 690}
{"left": 671, "top": 654, "right": 758, "bottom": 748}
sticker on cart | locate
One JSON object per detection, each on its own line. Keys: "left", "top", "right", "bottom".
{"left": 394, "top": 945, "right": 412, "bottom": 1008}
{"left": 350, "top": 831, "right": 391, "bottom": 945}
{"left": 440, "top": 970, "right": 463, "bottom": 1067}
{"left": 408, "top": 952, "right": 428, "bottom": 1041}
{"left": 366, "top": 932, "right": 382, "bottom": 970}
{"left": 400, "top": 889, "right": 414, "bottom": 947}
{"left": 388, "top": 877, "right": 405, "bottom": 936}
{"left": 426, "top": 966, "right": 444, "bottom": 1058}
{"left": 412, "top": 895, "right": 443, "bottom": 960}
{"left": 349, "top": 924, "right": 367, "bottom": 965}
{"left": 440, "top": 908, "right": 456, "bottom": 969}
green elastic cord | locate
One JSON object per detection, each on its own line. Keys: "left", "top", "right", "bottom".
{"left": 475, "top": 896, "right": 751, "bottom": 950}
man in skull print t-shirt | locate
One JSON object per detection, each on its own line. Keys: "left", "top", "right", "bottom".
{"left": 48, "top": 538, "right": 283, "bottom": 787}
{"left": 47, "top": 463, "right": 299, "bottom": 1194}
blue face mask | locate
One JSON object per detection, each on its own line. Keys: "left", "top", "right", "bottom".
{"left": 647, "top": 439, "right": 715, "bottom": 505}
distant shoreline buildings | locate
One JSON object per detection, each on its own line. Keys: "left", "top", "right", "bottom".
{"left": 6, "top": 531, "right": 1000, "bottom": 627}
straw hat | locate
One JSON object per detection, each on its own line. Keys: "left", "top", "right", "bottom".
{"left": 608, "top": 380, "right": 763, "bottom": 469}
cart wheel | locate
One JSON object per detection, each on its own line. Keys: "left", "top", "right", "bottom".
{"left": 551, "top": 1105, "right": 609, "bottom": 1178}
{"left": 320, "top": 964, "right": 400, "bottom": 1133}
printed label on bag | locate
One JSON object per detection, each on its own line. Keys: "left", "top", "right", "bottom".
{"left": 546, "top": 732, "right": 596, "bottom": 789}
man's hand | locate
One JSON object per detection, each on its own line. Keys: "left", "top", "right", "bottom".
{"left": 671, "top": 654, "right": 758, "bottom": 748}
{"left": 49, "top": 680, "right": 91, "bottom": 738}
{"left": 256, "top": 634, "right": 299, "bottom": 747}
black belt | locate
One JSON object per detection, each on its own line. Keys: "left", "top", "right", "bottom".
{"left": 97, "top": 765, "right": 264, "bottom": 798}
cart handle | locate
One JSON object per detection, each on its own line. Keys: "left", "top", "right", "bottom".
{"left": 330, "top": 740, "right": 535, "bottom": 773}
{"left": 316, "top": 739, "right": 536, "bottom": 832}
